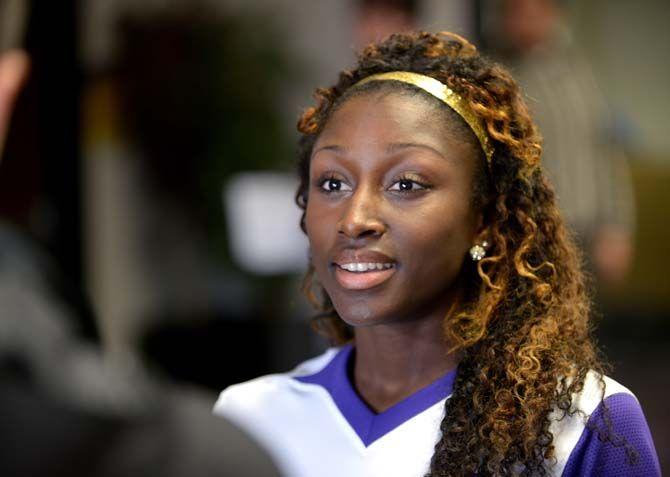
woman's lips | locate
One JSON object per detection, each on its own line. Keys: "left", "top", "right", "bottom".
{"left": 331, "top": 249, "right": 397, "bottom": 290}
{"left": 334, "top": 264, "right": 396, "bottom": 290}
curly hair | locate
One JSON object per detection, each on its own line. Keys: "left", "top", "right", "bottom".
{"left": 294, "top": 31, "right": 614, "bottom": 476}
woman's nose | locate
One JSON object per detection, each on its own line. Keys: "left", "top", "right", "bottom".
{"left": 337, "top": 187, "right": 386, "bottom": 239}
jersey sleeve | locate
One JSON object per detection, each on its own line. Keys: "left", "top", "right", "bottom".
{"left": 561, "top": 392, "right": 660, "bottom": 476}
{"left": 213, "top": 381, "right": 264, "bottom": 423}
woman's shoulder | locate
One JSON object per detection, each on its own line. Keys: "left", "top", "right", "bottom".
{"left": 213, "top": 347, "right": 341, "bottom": 416}
{"left": 550, "top": 371, "right": 660, "bottom": 476}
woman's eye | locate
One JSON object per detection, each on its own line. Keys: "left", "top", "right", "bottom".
{"left": 389, "top": 179, "right": 427, "bottom": 192}
{"left": 320, "top": 178, "right": 351, "bottom": 192}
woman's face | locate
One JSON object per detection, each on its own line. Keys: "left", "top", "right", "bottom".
{"left": 305, "top": 90, "right": 483, "bottom": 328}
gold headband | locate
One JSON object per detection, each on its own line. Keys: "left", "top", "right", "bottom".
{"left": 353, "top": 71, "right": 494, "bottom": 163}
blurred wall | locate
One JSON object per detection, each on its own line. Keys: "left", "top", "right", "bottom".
{"left": 569, "top": 0, "right": 670, "bottom": 312}
{"left": 573, "top": 0, "right": 670, "bottom": 159}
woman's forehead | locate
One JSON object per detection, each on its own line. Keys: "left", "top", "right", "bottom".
{"left": 314, "top": 91, "right": 474, "bottom": 158}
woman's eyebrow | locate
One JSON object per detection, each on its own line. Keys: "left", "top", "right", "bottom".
{"left": 312, "top": 144, "right": 344, "bottom": 156}
{"left": 386, "top": 142, "right": 446, "bottom": 159}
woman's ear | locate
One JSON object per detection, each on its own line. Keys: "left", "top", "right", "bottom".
{"left": 468, "top": 218, "right": 491, "bottom": 262}
{"left": 472, "top": 211, "right": 488, "bottom": 242}
{"left": 470, "top": 211, "right": 493, "bottom": 259}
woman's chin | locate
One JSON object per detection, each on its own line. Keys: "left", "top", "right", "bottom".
{"left": 334, "top": 302, "right": 397, "bottom": 328}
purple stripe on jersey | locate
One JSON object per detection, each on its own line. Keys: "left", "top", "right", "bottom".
{"left": 295, "top": 344, "right": 456, "bottom": 447}
{"left": 562, "top": 392, "right": 660, "bottom": 477}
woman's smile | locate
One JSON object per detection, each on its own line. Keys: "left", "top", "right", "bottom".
{"left": 334, "top": 265, "right": 396, "bottom": 290}
{"left": 331, "top": 248, "right": 397, "bottom": 290}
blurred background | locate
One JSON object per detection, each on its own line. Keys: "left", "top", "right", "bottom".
{"left": 1, "top": 0, "right": 667, "bottom": 473}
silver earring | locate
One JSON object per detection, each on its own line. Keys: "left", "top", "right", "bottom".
{"left": 469, "top": 241, "right": 488, "bottom": 261}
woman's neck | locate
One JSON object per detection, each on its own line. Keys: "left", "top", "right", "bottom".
{"left": 352, "top": 313, "right": 457, "bottom": 413}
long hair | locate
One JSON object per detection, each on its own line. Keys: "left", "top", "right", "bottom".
{"left": 295, "top": 31, "right": 607, "bottom": 475}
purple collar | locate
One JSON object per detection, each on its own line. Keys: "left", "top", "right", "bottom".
{"left": 295, "top": 344, "right": 456, "bottom": 447}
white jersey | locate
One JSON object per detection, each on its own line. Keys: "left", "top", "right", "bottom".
{"left": 214, "top": 345, "right": 659, "bottom": 477}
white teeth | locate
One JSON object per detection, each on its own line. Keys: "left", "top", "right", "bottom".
{"left": 339, "top": 262, "right": 394, "bottom": 272}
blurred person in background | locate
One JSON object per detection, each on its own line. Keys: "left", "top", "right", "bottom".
{"left": 486, "top": 0, "right": 636, "bottom": 286}
{"left": 0, "top": 50, "right": 26, "bottom": 152}
{"left": 0, "top": 29, "right": 277, "bottom": 477}
{"left": 354, "top": 0, "right": 418, "bottom": 49}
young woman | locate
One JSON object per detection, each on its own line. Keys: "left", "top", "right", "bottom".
{"left": 214, "top": 32, "right": 660, "bottom": 476}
